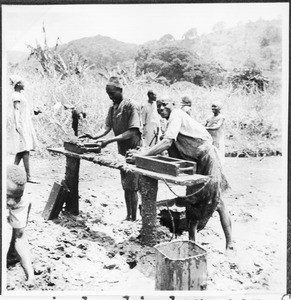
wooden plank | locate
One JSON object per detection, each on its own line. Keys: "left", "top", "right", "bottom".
{"left": 42, "top": 182, "right": 69, "bottom": 220}
{"left": 136, "top": 156, "right": 180, "bottom": 176}
{"left": 64, "top": 156, "right": 80, "bottom": 215}
{"left": 48, "top": 148, "right": 209, "bottom": 186}
{"left": 127, "top": 165, "right": 208, "bottom": 186}
{"left": 64, "top": 141, "right": 86, "bottom": 154}
{"left": 135, "top": 155, "right": 197, "bottom": 177}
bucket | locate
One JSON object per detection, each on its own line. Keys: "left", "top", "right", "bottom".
{"left": 154, "top": 240, "right": 207, "bottom": 290}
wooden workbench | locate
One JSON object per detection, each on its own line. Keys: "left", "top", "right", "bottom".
{"left": 48, "top": 147, "right": 208, "bottom": 246}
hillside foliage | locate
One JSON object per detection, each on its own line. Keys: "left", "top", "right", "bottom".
{"left": 6, "top": 18, "right": 283, "bottom": 157}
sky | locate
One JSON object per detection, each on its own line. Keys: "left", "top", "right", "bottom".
{"left": 2, "top": 2, "right": 289, "bottom": 53}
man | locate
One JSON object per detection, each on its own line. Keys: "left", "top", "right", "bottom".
{"left": 83, "top": 77, "right": 142, "bottom": 221}
{"left": 130, "top": 96, "right": 233, "bottom": 251}
{"left": 205, "top": 101, "right": 226, "bottom": 164}
{"left": 6, "top": 164, "right": 35, "bottom": 286}
{"left": 141, "top": 90, "right": 160, "bottom": 146}
{"left": 180, "top": 95, "right": 192, "bottom": 116}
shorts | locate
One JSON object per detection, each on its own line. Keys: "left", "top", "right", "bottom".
{"left": 8, "top": 200, "right": 31, "bottom": 229}
{"left": 120, "top": 169, "right": 140, "bottom": 191}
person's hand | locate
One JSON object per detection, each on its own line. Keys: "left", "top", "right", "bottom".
{"left": 79, "top": 133, "right": 93, "bottom": 139}
{"left": 96, "top": 140, "right": 109, "bottom": 148}
{"left": 125, "top": 149, "right": 145, "bottom": 164}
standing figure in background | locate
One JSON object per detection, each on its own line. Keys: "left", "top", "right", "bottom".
{"left": 180, "top": 96, "right": 192, "bottom": 116}
{"left": 82, "top": 77, "right": 142, "bottom": 221}
{"left": 141, "top": 90, "right": 160, "bottom": 146}
{"left": 10, "top": 75, "right": 39, "bottom": 184}
{"left": 6, "top": 165, "right": 35, "bottom": 287}
{"left": 63, "top": 103, "right": 87, "bottom": 137}
{"left": 205, "top": 101, "right": 226, "bottom": 165}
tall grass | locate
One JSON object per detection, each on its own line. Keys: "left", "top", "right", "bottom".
{"left": 6, "top": 68, "right": 282, "bottom": 157}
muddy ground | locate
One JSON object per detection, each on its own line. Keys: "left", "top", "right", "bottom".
{"left": 5, "top": 150, "right": 286, "bottom": 295}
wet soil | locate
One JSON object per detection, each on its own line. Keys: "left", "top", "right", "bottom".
{"left": 5, "top": 152, "right": 286, "bottom": 294}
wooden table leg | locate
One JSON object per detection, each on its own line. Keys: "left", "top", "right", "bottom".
{"left": 139, "top": 175, "right": 158, "bottom": 246}
{"left": 64, "top": 156, "right": 80, "bottom": 215}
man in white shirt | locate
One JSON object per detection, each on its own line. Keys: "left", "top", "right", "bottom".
{"left": 141, "top": 90, "right": 161, "bottom": 146}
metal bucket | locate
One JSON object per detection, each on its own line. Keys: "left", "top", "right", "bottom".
{"left": 154, "top": 240, "right": 207, "bottom": 290}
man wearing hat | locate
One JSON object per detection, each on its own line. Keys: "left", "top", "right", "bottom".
{"left": 141, "top": 90, "right": 160, "bottom": 146}
{"left": 83, "top": 77, "right": 142, "bottom": 221}
{"left": 205, "top": 101, "right": 225, "bottom": 165}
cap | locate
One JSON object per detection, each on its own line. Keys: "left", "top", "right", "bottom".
{"left": 106, "top": 76, "right": 123, "bottom": 89}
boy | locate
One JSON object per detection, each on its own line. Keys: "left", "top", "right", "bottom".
{"left": 6, "top": 164, "right": 35, "bottom": 286}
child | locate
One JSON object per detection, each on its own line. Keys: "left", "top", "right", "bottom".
{"left": 6, "top": 164, "right": 35, "bottom": 286}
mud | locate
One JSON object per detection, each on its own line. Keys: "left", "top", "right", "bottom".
{"left": 5, "top": 153, "right": 286, "bottom": 294}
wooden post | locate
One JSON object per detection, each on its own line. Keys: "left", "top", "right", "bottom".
{"left": 64, "top": 156, "right": 80, "bottom": 215}
{"left": 139, "top": 175, "right": 158, "bottom": 246}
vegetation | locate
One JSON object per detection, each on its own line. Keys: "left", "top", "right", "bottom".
{"left": 6, "top": 19, "right": 283, "bottom": 157}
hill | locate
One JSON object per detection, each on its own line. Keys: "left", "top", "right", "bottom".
{"left": 57, "top": 35, "right": 139, "bottom": 68}
{"left": 12, "top": 18, "right": 281, "bottom": 86}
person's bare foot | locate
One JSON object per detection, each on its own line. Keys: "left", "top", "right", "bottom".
{"left": 25, "top": 277, "right": 36, "bottom": 288}
{"left": 27, "top": 177, "right": 40, "bottom": 184}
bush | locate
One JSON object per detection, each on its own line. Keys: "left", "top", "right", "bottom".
{"left": 6, "top": 66, "right": 282, "bottom": 157}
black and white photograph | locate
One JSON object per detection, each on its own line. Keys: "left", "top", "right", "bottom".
{"left": 2, "top": 1, "right": 289, "bottom": 298}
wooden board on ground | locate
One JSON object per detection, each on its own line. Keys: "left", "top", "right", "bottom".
{"left": 42, "top": 181, "right": 70, "bottom": 220}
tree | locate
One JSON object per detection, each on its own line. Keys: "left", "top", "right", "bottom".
{"left": 135, "top": 45, "right": 200, "bottom": 84}
{"left": 227, "top": 63, "right": 269, "bottom": 92}
{"left": 182, "top": 28, "right": 198, "bottom": 40}
{"left": 159, "top": 34, "right": 175, "bottom": 45}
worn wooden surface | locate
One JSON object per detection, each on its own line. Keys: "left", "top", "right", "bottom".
{"left": 64, "top": 156, "right": 80, "bottom": 215}
{"left": 48, "top": 147, "right": 209, "bottom": 246}
{"left": 48, "top": 148, "right": 208, "bottom": 186}
{"left": 42, "top": 182, "right": 64, "bottom": 220}
{"left": 155, "top": 240, "right": 207, "bottom": 290}
{"left": 135, "top": 155, "right": 197, "bottom": 177}
{"left": 139, "top": 176, "right": 158, "bottom": 246}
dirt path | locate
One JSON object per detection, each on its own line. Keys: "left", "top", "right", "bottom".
{"left": 5, "top": 153, "right": 286, "bottom": 294}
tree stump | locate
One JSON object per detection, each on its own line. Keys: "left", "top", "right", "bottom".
{"left": 139, "top": 175, "right": 158, "bottom": 246}
{"left": 64, "top": 156, "right": 80, "bottom": 215}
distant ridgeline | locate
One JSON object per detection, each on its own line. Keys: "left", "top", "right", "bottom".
{"left": 8, "top": 18, "right": 281, "bottom": 90}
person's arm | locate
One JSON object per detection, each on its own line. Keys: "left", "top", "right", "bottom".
{"left": 92, "top": 125, "right": 111, "bottom": 140}
{"left": 80, "top": 126, "right": 111, "bottom": 140}
{"left": 13, "top": 228, "right": 35, "bottom": 285}
{"left": 13, "top": 101, "right": 21, "bottom": 134}
{"left": 142, "top": 137, "right": 173, "bottom": 156}
{"left": 205, "top": 118, "right": 224, "bottom": 130}
{"left": 98, "top": 128, "right": 139, "bottom": 148}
